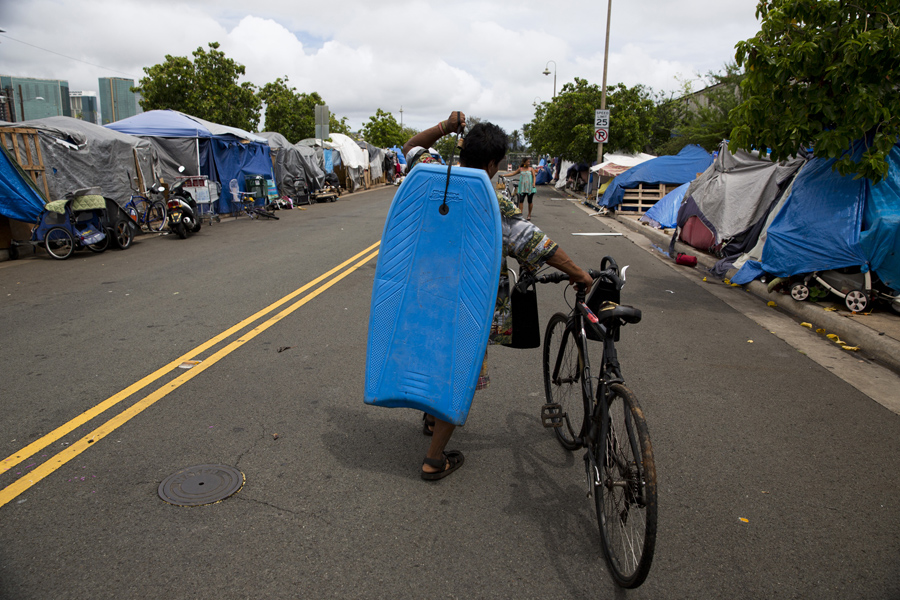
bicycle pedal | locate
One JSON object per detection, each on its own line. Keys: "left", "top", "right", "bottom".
{"left": 541, "top": 403, "right": 564, "bottom": 428}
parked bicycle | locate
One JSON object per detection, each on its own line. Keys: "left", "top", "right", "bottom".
{"left": 519, "top": 255, "right": 657, "bottom": 588}
{"left": 124, "top": 178, "right": 168, "bottom": 233}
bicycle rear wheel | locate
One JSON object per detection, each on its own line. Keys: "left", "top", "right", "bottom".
{"left": 542, "top": 312, "right": 588, "bottom": 450}
{"left": 593, "top": 383, "right": 657, "bottom": 588}
{"left": 147, "top": 201, "right": 168, "bottom": 232}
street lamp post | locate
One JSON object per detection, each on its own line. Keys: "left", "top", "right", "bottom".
{"left": 542, "top": 60, "right": 557, "bottom": 98}
{"left": 399, "top": 105, "right": 403, "bottom": 129}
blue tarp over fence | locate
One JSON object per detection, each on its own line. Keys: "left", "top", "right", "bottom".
{"left": 600, "top": 145, "right": 712, "bottom": 208}
{"left": 0, "top": 146, "right": 45, "bottom": 223}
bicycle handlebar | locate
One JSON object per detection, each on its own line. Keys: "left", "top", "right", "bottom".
{"left": 516, "top": 256, "right": 625, "bottom": 293}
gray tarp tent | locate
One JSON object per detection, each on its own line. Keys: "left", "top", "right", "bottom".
{"left": 258, "top": 132, "right": 310, "bottom": 198}
{"left": 0, "top": 116, "right": 157, "bottom": 205}
{"left": 672, "top": 141, "right": 807, "bottom": 276}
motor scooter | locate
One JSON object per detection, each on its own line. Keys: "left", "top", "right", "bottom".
{"left": 165, "top": 167, "right": 202, "bottom": 239}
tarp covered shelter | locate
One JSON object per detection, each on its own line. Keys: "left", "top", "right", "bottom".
{"left": 591, "top": 152, "right": 656, "bottom": 178}
{"left": 106, "top": 110, "right": 274, "bottom": 213}
{"left": 328, "top": 133, "right": 367, "bottom": 191}
{"left": 640, "top": 182, "right": 688, "bottom": 229}
{"left": 358, "top": 141, "right": 384, "bottom": 181}
{"left": 0, "top": 145, "right": 45, "bottom": 223}
{"left": 1, "top": 116, "right": 157, "bottom": 206}
{"left": 672, "top": 143, "right": 807, "bottom": 276}
{"left": 732, "top": 141, "right": 900, "bottom": 292}
{"left": 600, "top": 145, "right": 712, "bottom": 208}
{"left": 257, "top": 132, "right": 324, "bottom": 197}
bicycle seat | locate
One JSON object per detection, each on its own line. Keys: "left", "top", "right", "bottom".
{"left": 595, "top": 301, "right": 642, "bottom": 324}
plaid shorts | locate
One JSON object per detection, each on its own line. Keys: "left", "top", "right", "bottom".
{"left": 475, "top": 350, "right": 490, "bottom": 390}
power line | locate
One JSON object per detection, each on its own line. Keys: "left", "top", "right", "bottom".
{"left": 0, "top": 33, "right": 141, "bottom": 79}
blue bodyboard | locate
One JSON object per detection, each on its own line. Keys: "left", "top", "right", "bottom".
{"left": 365, "top": 163, "right": 502, "bottom": 425}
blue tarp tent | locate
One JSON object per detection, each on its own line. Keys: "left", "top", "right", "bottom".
{"left": 0, "top": 146, "right": 45, "bottom": 223}
{"left": 600, "top": 145, "right": 712, "bottom": 208}
{"left": 107, "top": 110, "right": 275, "bottom": 214}
{"left": 733, "top": 141, "right": 900, "bottom": 291}
{"left": 640, "top": 182, "right": 688, "bottom": 229}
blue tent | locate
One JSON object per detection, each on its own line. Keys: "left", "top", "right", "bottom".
{"left": 600, "top": 145, "right": 712, "bottom": 208}
{"left": 107, "top": 110, "right": 275, "bottom": 214}
{"left": 0, "top": 146, "right": 45, "bottom": 223}
{"left": 640, "top": 182, "right": 688, "bottom": 229}
{"left": 733, "top": 141, "right": 900, "bottom": 291}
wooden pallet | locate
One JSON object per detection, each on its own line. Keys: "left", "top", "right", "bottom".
{"left": 619, "top": 183, "right": 680, "bottom": 213}
{"left": 0, "top": 128, "right": 51, "bottom": 200}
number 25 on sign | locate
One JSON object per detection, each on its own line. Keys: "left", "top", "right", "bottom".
{"left": 594, "top": 128, "right": 609, "bottom": 144}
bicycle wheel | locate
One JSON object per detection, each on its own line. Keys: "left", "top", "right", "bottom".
{"left": 87, "top": 233, "right": 109, "bottom": 253}
{"left": 542, "top": 312, "right": 588, "bottom": 450}
{"left": 594, "top": 383, "right": 657, "bottom": 588}
{"left": 44, "top": 227, "right": 75, "bottom": 260}
{"left": 147, "top": 201, "right": 168, "bottom": 232}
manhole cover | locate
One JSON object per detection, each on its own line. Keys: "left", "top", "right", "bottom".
{"left": 158, "top": 464, "right": 244, "bottom": 507}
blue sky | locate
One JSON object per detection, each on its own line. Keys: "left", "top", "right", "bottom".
{"left": 0, "top": 0, "right": 763, "bottom": 136}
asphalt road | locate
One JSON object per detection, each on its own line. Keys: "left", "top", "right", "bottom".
{"left": 1, "top": 183, "right": 898, "bottom": 599}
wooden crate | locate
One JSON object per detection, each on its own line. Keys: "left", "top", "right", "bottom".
{"left": 619, "top": 183, "right": 680, "bottom": 213}
{"left": 0, "top": 128, "right": 51, "bottom": 200}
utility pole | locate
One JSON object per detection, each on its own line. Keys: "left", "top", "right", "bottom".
{"left": 598, "top": 0, "right": 612, "bottom": 165}
{"left": 399, "top": 106, "right": 403, "bottom": 130}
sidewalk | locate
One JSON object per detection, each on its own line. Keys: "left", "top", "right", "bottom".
{"left": 559, "top": 189, "right": 900, "bottom": 375}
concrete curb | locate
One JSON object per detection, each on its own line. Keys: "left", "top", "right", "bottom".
{"left": 600, "top": 208, "right": 900, "bottom": 375}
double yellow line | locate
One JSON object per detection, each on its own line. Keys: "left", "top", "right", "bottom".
{"left": 0, "top": 242, "right": 380, "bottom": 509}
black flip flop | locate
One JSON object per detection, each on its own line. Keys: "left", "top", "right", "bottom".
{"left": 421, "top": 450, "right": 464, "bottom": 481}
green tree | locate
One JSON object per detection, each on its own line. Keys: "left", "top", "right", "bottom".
{"left": 730, "top": 0, "right": 900, "bottom": 182}
{"left": 259, "top": 77, "right": 305, "bottom": 141}
{"left": 360, "top": 109, "right": 404, "bottom": 147}
{"left": 654, "top": 63, "right": 744, "bottom": 155}
{"left": 136, "top": 42, "right": 261, "bottom": 131}
{"left": 525, "top": 78, "right": 655, "bottom": 162}
{"left": 330, "top": 114, "right": 352, "bottom": 137}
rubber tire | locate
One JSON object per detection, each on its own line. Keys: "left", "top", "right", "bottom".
{"left": 790, "top": 283, "right": 809, "bottom": 302}
{"left": 172, "top": 222, "right": 188, "bottom": 239}
{"left": 845, "top": 289, "right": 869, "bottom": 312}
{"left": 190, "top": 218, "right": 202, "bottom": 233}
{"left": 8, "top": 244, "right": 19, "bottom": 260}
{"left": 595, "top": 383, "right": 657, "bottom": 589}
{"left": 111, "top": 221, "right": 134, "bottom": 249}
{"left": 44, "top": 227, "right": 75, "bottom": 260}
{"left": 87, "top": 233, "right": 109, "bottom": 253}
{"left": 542, "top": 312, "right": 587, "bottom": 451}
{"left": 147, "top": 201, "right": 168, "bottom": 232}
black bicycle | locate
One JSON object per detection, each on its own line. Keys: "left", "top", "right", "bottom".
{"left": 521, "top": 256, "right": 657, "bottom": 588}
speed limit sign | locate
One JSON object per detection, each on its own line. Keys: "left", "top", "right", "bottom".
{"left": 594, "top": 128, "right": 609, "bottom": 143}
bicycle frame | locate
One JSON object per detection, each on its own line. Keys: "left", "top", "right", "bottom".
{"left": 550, "top": 292, "right": 646, "bottom": 504}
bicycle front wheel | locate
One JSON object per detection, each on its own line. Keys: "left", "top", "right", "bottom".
{"left": 594, "top": 383, "right": 657, "bottom": 588}
{"left": 542, "top": 312, "right": 588, "bottom": 451}
{"left": 147, "top": 201, "right": 168, "bottom": 232}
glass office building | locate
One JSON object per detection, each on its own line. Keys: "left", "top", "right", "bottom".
{"left": 0, "top": 76, "right": 72, "bottom": 121}
{"left": 98, "top": 77, "right": 139, "bottom": 124}
{"left": 70, "top": 91, "right": 99, "bottom": 125}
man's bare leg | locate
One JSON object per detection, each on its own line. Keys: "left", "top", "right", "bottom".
{"left": 422, "top": 418, "right": 456, "bottom": 474}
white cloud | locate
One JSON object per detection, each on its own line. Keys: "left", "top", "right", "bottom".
{"left": 0, "top": 0, "right": 762, "bottom": 135}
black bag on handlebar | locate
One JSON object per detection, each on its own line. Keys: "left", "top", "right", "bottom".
{"left": 585, "top": 274, "right": 621, "bottom": 342}
{"left": 505, "top": 282, "right": 541, "bottom": 349}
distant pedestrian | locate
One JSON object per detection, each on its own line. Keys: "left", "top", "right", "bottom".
{"left": 501, "top": 158, "right": 537, "bottom": 220}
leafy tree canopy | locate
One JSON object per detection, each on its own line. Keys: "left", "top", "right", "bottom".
{"left": 360, "top": 109, "right": 405, "bottom": 148}
{"left": 524, "top": 78, "right": 656, "bottom": 163}
{"left": 654, "top": 63, "right": 745, "bottom": 155}
{"left": 730, "top": 0, "right": 900, "bottom": 181}
{"left": 137, "top": 42, "right": 261, "bottom": 132}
